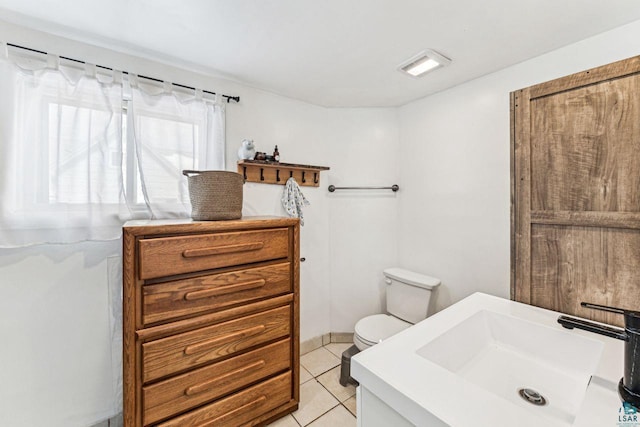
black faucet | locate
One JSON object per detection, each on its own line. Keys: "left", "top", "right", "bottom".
{"left": 557, "top": 302, "right": 640, "bottom": 409}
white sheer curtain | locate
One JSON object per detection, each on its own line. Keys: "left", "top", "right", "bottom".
{"left": 0, "top": 44, "right": 226, "bottom": 247}
{"left": 0, "top": 48, "right": 125, "bottom": 247}
{"left": 125, "top": 75, "right": 225, "bottom": 219}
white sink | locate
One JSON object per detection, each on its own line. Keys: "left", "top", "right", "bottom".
{"left": 417, "top": 310, "right": 604, "bottom": 426}
{"left": 351, "top": 293, "right": 625, "bottom": 427}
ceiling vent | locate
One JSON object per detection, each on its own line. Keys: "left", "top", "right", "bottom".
{"left": 398, "top": 49, "right": 451, "bottom": 78}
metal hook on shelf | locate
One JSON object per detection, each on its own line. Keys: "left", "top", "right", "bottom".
{"left": 260, "top": 168, "right": 265, "bottom": 181}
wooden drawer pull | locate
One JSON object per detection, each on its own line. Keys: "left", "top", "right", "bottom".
{"left": 197, "top": 396, "right": 267, "bottom": 427}
{"left": 183, "top": 325, "right": 266, "bottom": 355}
{"left": 184, "top": 279, "right": 267, "bottom": 301}
{"left": 184, "top": 360, "right": 266, "bottom": 396}
{"left": 182, "top": 242, "right": 264, "bottom": 258}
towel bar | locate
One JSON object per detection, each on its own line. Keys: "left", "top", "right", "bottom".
{"left": 328, "top": 185, "right": 399, "bottom": 192}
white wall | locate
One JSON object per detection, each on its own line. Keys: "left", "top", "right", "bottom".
{"left": 327, "top": 108, "right": 400, "bottom": 332}
{"left": 229, "top": 90, "right": 332, "bottom": 342}
{"left": 0, "top": 241, "right": 121, "bottom": 426}
{"left": 2, "top": 14, "right": 640, "bottom": 427}
{"left": 397, "top": 19, "right": 640, "bottom": 311}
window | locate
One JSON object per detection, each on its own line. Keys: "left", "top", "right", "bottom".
{"left": 129, "top": 113, "right": 200, "bottom": 205}
{"left": 0, "top": 50, "right": 225, "bottom": 246}
{"left": 45, "top": 99, "right": 122, "bottom": 206}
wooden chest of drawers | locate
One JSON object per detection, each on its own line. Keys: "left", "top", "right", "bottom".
{"left": 123, "top": 217, "right": 300, "bottom": 427}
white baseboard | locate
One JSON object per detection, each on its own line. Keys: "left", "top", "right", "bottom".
{"left": 330, "top": 332, "right": 355, "bottom": 343}
{"left": 300, "top": 332, "right": 354, "bottom": 354}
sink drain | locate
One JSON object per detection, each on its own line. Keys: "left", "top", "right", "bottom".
{"left": 518, "top": 388, "right": 547, "bottom": 406}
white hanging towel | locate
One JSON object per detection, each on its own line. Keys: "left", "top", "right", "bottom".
{"left": 281, "top": 177, "right": 310, "bottom": 225}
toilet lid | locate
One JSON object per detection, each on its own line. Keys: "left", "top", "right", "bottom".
{"left": 355, "top": 314, "right": 411, "bottom": 344}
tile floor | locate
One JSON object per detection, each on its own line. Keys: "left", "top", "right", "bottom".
{"left": 267, "top": 343, "right": 357, "bottom": 427}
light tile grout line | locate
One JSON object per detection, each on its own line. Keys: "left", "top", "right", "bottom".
{"left": 293, "top": 374, "right": 341, "bottom": 426}
{"left": 292, "top": 413, "right": 303, "bottom": 427}
{"left": 315, "top": 378, "right": 357, "bottom": 421}
{"left": 315, "top": 376, "right": 357, "bottom": 413}
{"left": 296, "top": 357, "right": 356, "bottom": 426}
{"left": 301, "top": 399, "right": 355, "bottom": 427}
{"left": 274, "top": 342, "right": 357, "bottom": 426}
{"left": 299, "top": 393, "right": 340, "bottom": 426}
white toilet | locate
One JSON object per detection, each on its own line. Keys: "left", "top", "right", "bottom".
{"left": 353, "top": 267, "right": 441, "bottom": 351}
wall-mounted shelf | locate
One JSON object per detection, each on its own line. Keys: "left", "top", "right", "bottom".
{"left": 238, "top": 160, "right": 330, "bottom": 187}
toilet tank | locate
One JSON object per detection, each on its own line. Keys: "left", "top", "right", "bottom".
{"left": 384, "top": 268, "right": 441, "bottom": 324}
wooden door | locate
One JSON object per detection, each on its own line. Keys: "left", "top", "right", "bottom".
{"left": 511, "top": 56, "right": 640, "bottom": 327}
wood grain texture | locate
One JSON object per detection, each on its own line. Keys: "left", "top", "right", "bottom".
{"left": 139, "top": 228, "right": 289, "bottom": 279}
{"left": 531, "top": 225, "right": 640, "bottom": 327}
{"left": 123, "top": 218, "right": 300, "bottom": 426}
{"left": 291, "top": 221, "right": 300, "bottom": 404}
{"left": 510, "top": 91, "right": 517, "bottom": 299}
{"left": 156, "top": 372, "right": 292, "bottom": 427}
{"left": 122, "top": 229, "right": 138, "bottom": 427}
{"left": 531, "top": 211, "right": 640, "bottom": 230}
{"left": 143, "top": 339, "right": 291, "bottom": 425}
{"left": 123, "top": 216, "right": 299, "bottom": 238}
{"left": 531, "top": 74, "right": 640, "bottom": 212}
{"left": 529, "top": 55, "right": 640, "bottom": 99}
{"left": 512, "top": 55, "right": 640, "bottom": 325}
{"left": 237, "top": 160, "right": 329, "bottom": 187}
{"left": 136, "top": 294, "right": 293, "bottom": 342}
{"left": 513, "top": 88, "right": 532, "bottom": 303}
{"left": 142, "top": 262, "right": 291, "bottom": 325}
{"left": 142, "top": 305, "right": 290, "bottom": 382}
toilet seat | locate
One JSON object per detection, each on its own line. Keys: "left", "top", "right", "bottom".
{"left": 354, "top": 314, "right": 411, "bottom": 350}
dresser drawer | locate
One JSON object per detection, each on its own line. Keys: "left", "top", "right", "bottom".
{"left": 142, "top": 305, "right": 291, "bottom": 382}
{"left": 156, "top": 371, "right": 293, "bottom": 427}
{"left": 138, "top": 228, "right": 290, "bottom": 280}
{"left": 143, "top": 262, "right": 291, "bottom": 325}
{"left": 143, "top": 338, "right": 291, "bottom": 425}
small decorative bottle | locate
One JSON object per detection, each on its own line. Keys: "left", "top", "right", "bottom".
{"left": 273, "top": 145, "right": 280, "bottom": 162}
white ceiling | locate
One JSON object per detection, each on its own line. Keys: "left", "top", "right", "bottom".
{"left": 0, "top": 0, "right": 639, "bottom": 107}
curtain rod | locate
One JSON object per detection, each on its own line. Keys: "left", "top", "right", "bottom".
{"left": 7, "top": 43, "right": 240, "bottom": 103}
